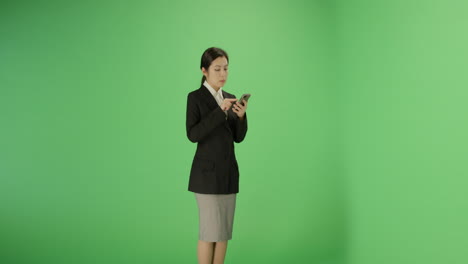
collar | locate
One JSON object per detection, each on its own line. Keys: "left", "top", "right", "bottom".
{"left": 203, "top": 80, "right": 223, "bottom": 97}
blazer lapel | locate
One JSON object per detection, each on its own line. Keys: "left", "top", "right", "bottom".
{"left": 199, "top": 85, "right": 219, "bottom": 110}
{"left": 199, "top": 85, "right": 234, "bottom": 134}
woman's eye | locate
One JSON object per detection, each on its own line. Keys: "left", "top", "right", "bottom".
{"left": 215, "top": 69, "right": 220, "bottom": 71}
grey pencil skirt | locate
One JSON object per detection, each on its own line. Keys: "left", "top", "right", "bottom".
{"left": 194, "top": 192, "right": 237, "bottom": 242}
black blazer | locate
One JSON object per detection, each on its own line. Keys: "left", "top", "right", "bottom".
{"left": 186, "top": 84, "right": 248, "bottom": 194}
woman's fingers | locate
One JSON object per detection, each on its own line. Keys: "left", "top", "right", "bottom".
{"left": 233, "top": 103, "right": 243, "bottom": 111}
{"left": 223, "top": 98, "right": 248, "bottom": 114}
{"left": 236, "top": 102, "right": 245, "bottom": 110}
{"left": 221, "top": 98, "right": 237, "bottom": 110}
{"left": 228, "top": 98, "right": 247, "bottom": 117}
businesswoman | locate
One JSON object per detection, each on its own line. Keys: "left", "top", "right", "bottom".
{"left": 186, "top": 47, "right": 248, "bottom": 264}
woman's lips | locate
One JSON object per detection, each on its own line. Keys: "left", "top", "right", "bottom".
{"left": 220, "top": 80, "right": 225, "bottom": 82}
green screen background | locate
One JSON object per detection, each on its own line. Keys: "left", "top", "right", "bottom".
{"left": 1, "top": 1, "right": 466, "bottom": 263}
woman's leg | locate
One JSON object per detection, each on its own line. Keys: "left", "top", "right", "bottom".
{"left": 213, "top": 241, "right": 228, "bottom": 264}
{"left": 197, "top": 240, "right": 214, "bottom": 264}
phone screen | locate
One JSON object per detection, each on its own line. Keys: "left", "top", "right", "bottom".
{"left": 238, "top": 94, "right": 251, "bottom": 106}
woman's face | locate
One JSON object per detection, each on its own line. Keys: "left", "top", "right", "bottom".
{"left": 202, "top": 56, "right": 228, "bottom": 90}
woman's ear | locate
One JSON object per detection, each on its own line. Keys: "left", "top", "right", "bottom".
{"left": 201, "top": 67, "right": 208, "bottom": 77}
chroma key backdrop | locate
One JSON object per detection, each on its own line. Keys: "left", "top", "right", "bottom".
{"left": 1, "top": 1, "right": 467, "bottom": 264}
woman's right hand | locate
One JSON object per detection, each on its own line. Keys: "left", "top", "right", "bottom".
{"left": 220, "top": 98, "right": 238, "bottom": 111}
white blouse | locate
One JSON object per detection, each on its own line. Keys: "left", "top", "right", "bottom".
{"left": 203, "top": 80, "right": 228, "bottom": 118}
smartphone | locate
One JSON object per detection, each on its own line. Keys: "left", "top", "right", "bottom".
{"left": 238, "top": 93, "right": 251, "bottom": 106}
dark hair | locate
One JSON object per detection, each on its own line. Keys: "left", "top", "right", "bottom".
{"left": 200, "top": 47, "right": 229, "bottom": 85}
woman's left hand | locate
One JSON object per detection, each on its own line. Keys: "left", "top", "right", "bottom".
{"left": 232, "top": 99, "right": 248, "bottom": 120}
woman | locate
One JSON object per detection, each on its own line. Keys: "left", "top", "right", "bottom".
{"left": 186, "top": 47, "right": 248, "bottom": 264}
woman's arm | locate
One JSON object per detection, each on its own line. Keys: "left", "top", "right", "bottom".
{"left": 186, "top": 93, "right": 226, "bottom": 143}
{"left": 231, "top": 99, "right": 248, "bottom": 143}
{"left": 232, "top": 113, "right": 248, "bottom": 143}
